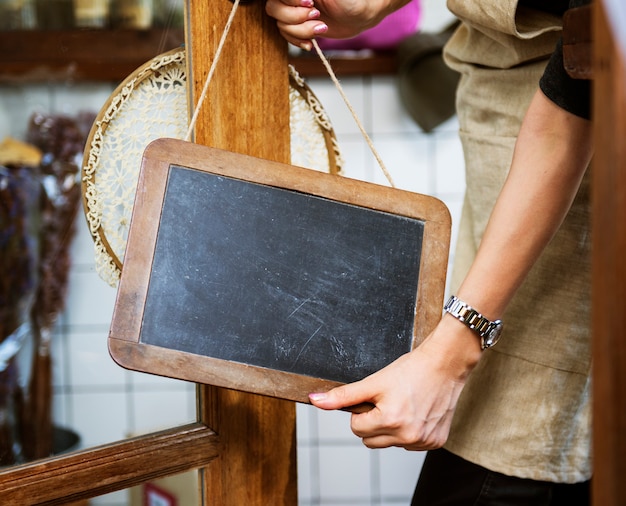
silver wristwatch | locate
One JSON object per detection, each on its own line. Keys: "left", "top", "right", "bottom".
{"left": 443, "top": 295, "right": 503, "bottom": 350}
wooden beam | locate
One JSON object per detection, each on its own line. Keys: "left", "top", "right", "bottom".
{"left": 185, "top": 1, "right": 298, "bottom": 504}
{"left": 592, "top": 1, "right": 626, "bottom": 505}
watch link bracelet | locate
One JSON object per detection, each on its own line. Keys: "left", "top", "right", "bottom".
{"left": 443, "top": 295, "right": 503, "bottom": 350}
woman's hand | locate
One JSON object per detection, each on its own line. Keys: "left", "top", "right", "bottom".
{"left": 309, "top": 317, "right": 482, "bottom": 450}
{"left": 265, "top": 0, "right": 408, "bottom": 50}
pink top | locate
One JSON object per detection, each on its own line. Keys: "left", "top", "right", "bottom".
{"left": 316, "top": 0, "right": 421, "bottom": 51}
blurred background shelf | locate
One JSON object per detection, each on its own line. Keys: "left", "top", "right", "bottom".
{"left": 0, "top": 28, "right": 397, "bottom": 83}
{"left": 0, "top": 29, "right": 185, "bottom": 82}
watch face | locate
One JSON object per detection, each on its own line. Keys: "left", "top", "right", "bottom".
{"left": 484, "top": 321, "right": 503, "bottom": 348}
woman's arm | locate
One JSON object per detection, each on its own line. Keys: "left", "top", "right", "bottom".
{"left": 308, "top": 89, "right": 593, "bottom": 450}
{"left": 455, "top": 89, "right": 592, "bottom": 318}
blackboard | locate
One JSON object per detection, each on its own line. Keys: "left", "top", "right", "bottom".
{"left": 109, "top": 138, "right": 451, "bottom": 403}
{"left": 142, "top": 166, "right": 423, "bottom": 384}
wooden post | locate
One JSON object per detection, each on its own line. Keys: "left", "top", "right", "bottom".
{"left": 592, "top": 1, "right": 626, "bottom": 505}
{"left": 185, "top": 1, "right": 297, "bottom": 504}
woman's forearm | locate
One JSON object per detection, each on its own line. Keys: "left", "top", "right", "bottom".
{"left": 455, "top": 90, "right": 593, "bottom": 321}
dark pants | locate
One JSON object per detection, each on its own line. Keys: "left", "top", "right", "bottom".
{"left": 411, "top": 448, "right": 591, "bottom": 506}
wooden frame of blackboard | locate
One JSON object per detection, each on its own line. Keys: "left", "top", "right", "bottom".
{"left": 108, "top": 137, "right": 451, "bottom": 404}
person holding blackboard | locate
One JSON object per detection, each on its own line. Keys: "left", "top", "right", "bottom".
{"left": 266, "top": 0, "right": 593, "bottom": 504}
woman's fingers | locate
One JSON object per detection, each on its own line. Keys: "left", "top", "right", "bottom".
{"left": 266, "top": 0, "right": 327, "bottom": 49}
{"left": 265, "top": 0, "right": 314, "bottom": 23}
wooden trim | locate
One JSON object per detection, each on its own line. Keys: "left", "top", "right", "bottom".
{"left": 592, "top": 2, "right": 626, "bottom": 505}
{"left": 0, "top": 423, "right": 219, "bottom": 505}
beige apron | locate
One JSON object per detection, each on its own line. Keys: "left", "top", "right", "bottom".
{"left": 442, "top": 0, "right": 592, "bottom": 483}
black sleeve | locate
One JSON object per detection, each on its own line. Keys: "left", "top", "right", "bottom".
{"left": 538, "top": 0, "right": 591, "bottom": 120}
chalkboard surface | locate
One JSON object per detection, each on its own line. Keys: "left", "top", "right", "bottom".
{"left": 108, "top": 138, "right": 451, "bottom": 403}
{"left": 140, "top": 165, "right": 423, "bottom": 384}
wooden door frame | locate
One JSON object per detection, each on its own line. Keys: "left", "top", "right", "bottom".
{"left": 592, "top": 1, "right": 626, "bottom": 504}
{"left": 185, "top": 1, "right": 298, "bottom": 503}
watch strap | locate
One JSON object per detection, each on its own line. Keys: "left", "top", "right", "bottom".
{"left": 443, "top": 295, "right": 502, "bottom": 349}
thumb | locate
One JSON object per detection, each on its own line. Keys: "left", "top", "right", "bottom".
{"left": 309, "top": 382, "right": 374, "bottom": 413}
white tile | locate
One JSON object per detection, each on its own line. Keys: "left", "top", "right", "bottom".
{"left": 372, "top": 136, "right": 433, "bottom": 194}
{"left": 317, "top": 502, "right": 371, "bottom": 506}
{"left": 52, "top": 390, "right": 70, "bottom": 428}
{"left": 443, "top": 196, "right": 464, "bottom": 264}
{"left": 335, "top": 136, "right": 372, "bottom": 183}
{"left": 317, "top": 408, "right": 356, "bottom": 443}
{"left": 67, "top": 330, "right": 127, "bottom": 387}
{"left": 379, "top": 447, "right": 425, "bottom": 498}
{"left": 297, "top": 445, "right": 314, "bottom": 504}
{"left": 380, "top": 499, "right": 412, "bottom": 506}
{"left": 130, "top": 388, "right": 195, "bottom": 436}
{"left": 434, "top": 134, "right": 465, "bottom": 196}
{"left": 296, "top": 402, "right": 316, "bottom": 444}
{"left": 306, "top": 76, "right": 367, "bottom": 136}
{"left": 64, "top": 268, "right": 117, "bottom": 326}
{"left": 318, "top": 444, "right": 373, "bottom": 501}
{"left": 420, "top": 0, "right": 457, "bottom": 32}
{"left": 186, "top": 385, "right": 198, "bottom": 416}
{"left": 69, "top": 390, "right": 129, "bottom": 449}
{"left": 371, "top": 76, "right": 421, "bottom": 136}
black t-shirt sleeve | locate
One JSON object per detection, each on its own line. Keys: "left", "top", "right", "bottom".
{"left": 538, "top": 0, "right": 591, "bottom": 120}
{"left": 539, "top": 38, "right": 591, "bottom": 119}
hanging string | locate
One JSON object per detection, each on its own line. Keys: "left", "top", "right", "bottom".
{"left": 311, "top": 39, "right": 396, "bottom": 188}
{"left": 183, "top": 1, "right": 394, "bottom": 187}
{"left": 185, "top": 0, "right": 241, "bottom": 141}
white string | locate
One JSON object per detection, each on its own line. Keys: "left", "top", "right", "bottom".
{"left": 311, "top": 39, "right": 396, "bottom": 188}
{"left": 183, "top": 3, "right": 394, "bottom": 189}
{"left": 185, "top": 0, "right": 241, "bottom": 141}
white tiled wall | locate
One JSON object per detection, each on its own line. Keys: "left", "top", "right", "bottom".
{"left": 0, "top": 3, "right": 462, "bottom": 505}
